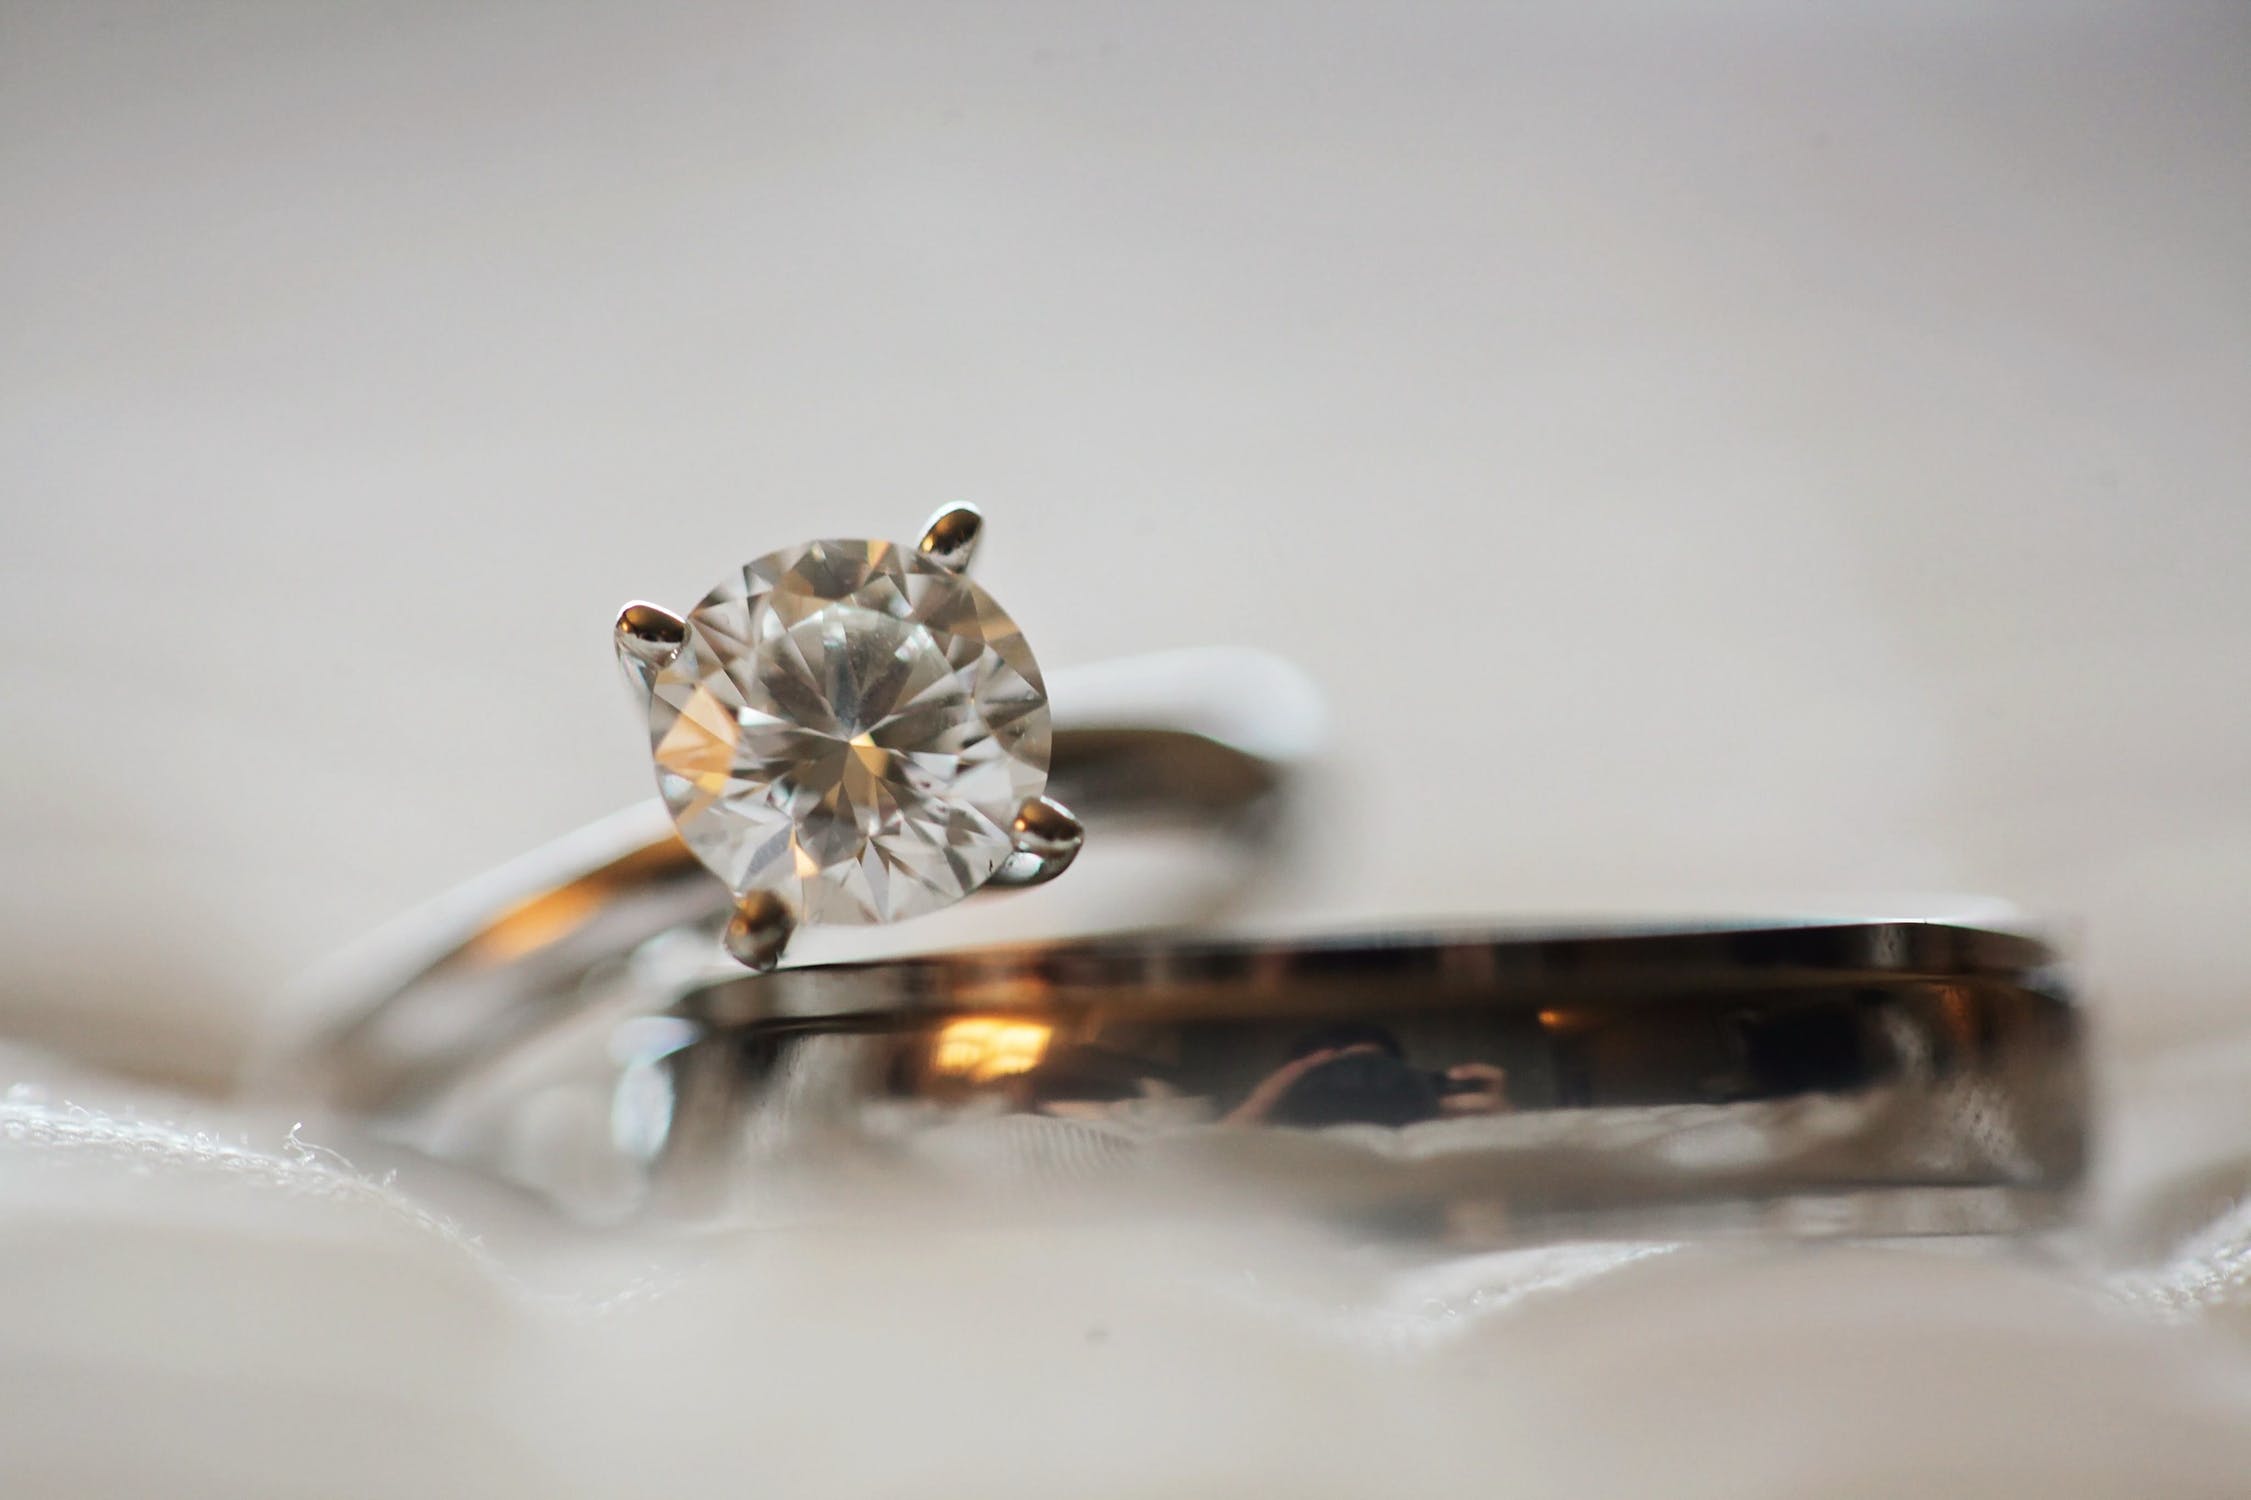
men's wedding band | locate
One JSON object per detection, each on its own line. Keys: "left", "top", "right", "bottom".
{"left": 315, "top": 916, "right": 2085, "bottom": 1244}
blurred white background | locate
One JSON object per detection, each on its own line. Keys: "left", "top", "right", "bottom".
{"left": 5, "top": 6, "right": 2251, "bottom": 1497}
{"left": 5, "top": 2, "right": 2248, "bottom": 1086}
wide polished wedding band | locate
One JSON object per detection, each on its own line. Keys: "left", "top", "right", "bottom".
{"left": 396, "top": 916, "right": 2087, "bottom": 1241}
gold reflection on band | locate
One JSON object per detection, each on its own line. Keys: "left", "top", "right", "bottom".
{"left": 930, "top": 1017, "right": 1054, "bottom": 1083}
{"left": 459, "top": 840, "right": 699, "bottom": 965}
{"left": 465, "top": 883, "right": 608, "bottom": 963}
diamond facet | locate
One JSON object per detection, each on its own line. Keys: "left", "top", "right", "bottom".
{"left": 647, "top": 538, "right": 1050, "bottom": 924}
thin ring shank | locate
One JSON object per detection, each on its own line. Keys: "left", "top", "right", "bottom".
{"left": 584, "top": 919, "right": 2083, "bottom": 1238}
{"left": 274, "top": 649, "right": 1320, "bottom": 1117}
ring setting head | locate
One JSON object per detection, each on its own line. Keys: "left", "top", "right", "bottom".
{"left": 616, "top": 507, "right": 1065, "bottom": 968}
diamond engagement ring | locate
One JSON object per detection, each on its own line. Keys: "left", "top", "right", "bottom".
{"left": 276, "top": 506, "right": 1321, "bottom": 1118}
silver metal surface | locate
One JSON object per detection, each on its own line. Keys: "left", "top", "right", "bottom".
{"left": 987, "top": 794, "right": 1085, "bottom": 888}
{"left": 611, "top": 600, "right": 686, "bottom": 700}
{"left": 915, "top": 502, "right": 984, "bottom": 571}
{"left": 721, "top": 891, "right": 797, "bottom": 973}
{"left": 571, "top": 918, "right": 2087, "bottom": 1240}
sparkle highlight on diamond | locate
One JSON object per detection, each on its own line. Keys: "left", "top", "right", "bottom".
{"left": 647, "top": 537, "right": 1050, "bottom": 924}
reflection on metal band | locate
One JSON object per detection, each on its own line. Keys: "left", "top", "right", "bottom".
{"left": 555, "top": 921, "right": 2084, "bottom": 1241}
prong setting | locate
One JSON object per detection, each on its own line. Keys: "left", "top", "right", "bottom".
{"left": 723, "top": 890, "right": 798, "bottom": 972}
{"left": 614, "top": 601, "right": 686, "bottom": 699}
{"left": 988, "top": 794, "right": 1084, "bottom": 887}
{"left": 917, "top": 504, "right": 985, "bottom": 572}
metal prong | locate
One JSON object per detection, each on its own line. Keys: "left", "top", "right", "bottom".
{"left": 614, "top": 601, "right": 686, "bottom": 699}
{"left": 917, "top": 504, "right": 984, "bottom": 572}
{"left": 722, "top": 891, "right": 797, "bottom": 972}
{"left": 988, "top": 794, "right": 1084, "bottom": 888}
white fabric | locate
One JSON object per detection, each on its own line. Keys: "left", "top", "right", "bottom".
{"left": 4, "top": 1045, "right": 2251, "bottom": 1497}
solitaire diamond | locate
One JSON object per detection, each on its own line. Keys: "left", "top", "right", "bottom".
{"left": 645, "top": 537, "right": 1050, "bottom": 924}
